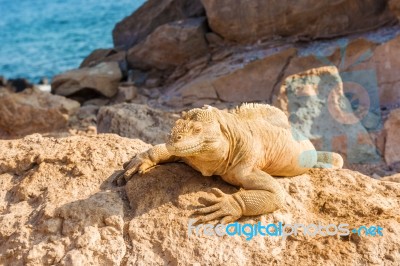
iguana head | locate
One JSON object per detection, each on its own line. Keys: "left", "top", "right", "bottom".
{"left": 166, "top": 106, "right": 224, "bottom": 156}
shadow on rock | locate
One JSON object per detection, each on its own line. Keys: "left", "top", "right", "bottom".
{"left": 122, "top": 162, "right": 238, "bottom": 217}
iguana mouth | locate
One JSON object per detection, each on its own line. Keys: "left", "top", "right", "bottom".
{"left": 174, "top": 142, "right": 203, "bottom": 153}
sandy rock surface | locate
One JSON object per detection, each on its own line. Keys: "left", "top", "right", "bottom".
{"left": 0, "top": 134, "right": 150, "bottom": 265}
{"left": 125, "top": 164, "right": 400, "bottom": 265}
{"left": 0, "top": 134, "right": 399, "bottom": 265}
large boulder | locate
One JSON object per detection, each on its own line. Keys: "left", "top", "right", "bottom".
{"left": 160, "top": 47, "right": 296, "bottom": 107}
{"left": 0, "top": 134, "right": 399, "bottom": 265}
{"left": 0, "top": 88, "right": 79, "bottom": 137}
{"left": 384, "top": 108, "right": 400, "bottom": 165}
{"left": 112, "top": 0, "right": 204, "bottom": 49}
{"left": 127, "top": 18, "right": 209, "bottom": 70}
{"left": 51, "top": 62, "right": 122, "bottom": 98}
{"left": 274, "top": 66, "right": 380, "bottom": 164}
{"left": 97, "top": 103, "right": 179, "bottom": 144}
{"left": 201, "top": 0, "right": 397, "bottom": 43}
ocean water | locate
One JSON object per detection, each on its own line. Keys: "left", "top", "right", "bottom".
{"left": 0, "top": 0, "right": 145, "bottom": 83}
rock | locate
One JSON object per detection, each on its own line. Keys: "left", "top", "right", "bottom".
{"left": 160, "top": 47, "right": 295, "bottom": 107}
{"left": 112, "top": 0, "right": 204, "bottom": 49}
{"left": 127, "top": 69, "right": 148, "bottom": 86}
{"left": 142, "top": 88, "right": 161, "bottom": 99}
{"left": 51, "top": 62, "right": 122, "bottom": 98}
{"left": 275, "top": 66, "right": 380, "bottom": 164}
{"left": 127, "top": 18, "right": 208, "bottom": 70}
{"left": 201, "top": 0, "right": 397, "bottom": 43}
{"left": 0, "top": 134, "right": 151, "bottom": 265}
{"left": 82, "top": 97, "right": 110, "bottom": 107}
{"left": 0, "top": 88, "right": 80, "bottom": 137}
{"left": 0, "top": 134, "right": 399, "bottom": 265}
{"left": 97, "top": 103, "right": 179, "bottom": 144}
{"left": 266, "top": 27, "right": 400, "bottom": 162}
{"left": 390, "top": 0, "right": 400, "bottom": 20}
{"left": 274, "top": 27, "right": 400, "bottom": 110}
{"left": 205, "top": 32, "right": 224, "bottom": 46}
{"left": 76, "top": 105, "right": 100, "bottom": 119}
{"left": 79, "top": 48, "right": 126, "bottom": 68}
{"left": 125, "top": 163, "right": 400, "bottom": 265}
{"left": 7, "top": 78, "right": 33, "bottom": 92}
{"left": 145, "top": 77, "right": 161, "bottom": 88}
{"left": 384, "top": 109, "right": 400, "bottom": 165}
{"left": 210, "top": 48, "right": 294, "bottom": 102}
{"left": 0, "top": 76, "right": 6, "bottom": 87}
{"left": 372, "top": 173, "right": 381, "bottom": 179}
{"left": 152, "top": 23, "right": 400, "bottom": 110}
{"left": 392, "top": 162, "right": 400, "bottom": 173}
{"left": 111, "top": 84, "right": 138, "bottom": 104}
{"left": 0, "top": 134, "right": 400, "bottom": 265}
{"left": 381, "top": 173, "right": 400, "bottom": 183}
{"left": 341, "top": 32, "right": 400, "bottom": 108}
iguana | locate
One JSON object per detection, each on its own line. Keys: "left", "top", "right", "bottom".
{"left": 115, "top": 103, "right": 343, "bottom": 224}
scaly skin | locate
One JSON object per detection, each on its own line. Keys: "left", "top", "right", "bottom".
{"left": 115, "top": 103, "right": 343, "bottom": 223}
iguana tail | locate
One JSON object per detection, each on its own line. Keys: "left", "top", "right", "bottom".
{"left": 314, "top": 151, "right": 344, "bottom": 169}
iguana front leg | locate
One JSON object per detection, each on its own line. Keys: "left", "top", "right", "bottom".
{"left": 114, "top": 144, "right": 178, "bottom": 185}
{"left": 196, "top": 169, "right": 285, "bottom": 224}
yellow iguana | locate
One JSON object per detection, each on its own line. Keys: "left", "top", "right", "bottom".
{"left": 115, "top": 103, "right": 343, "bottom": 224}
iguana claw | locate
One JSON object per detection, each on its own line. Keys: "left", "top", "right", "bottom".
{"left": 114, "top": 154, "right": 156, "bottom": 186}
{"left": 195, "top": 188, "right": 242, "bottom": 224}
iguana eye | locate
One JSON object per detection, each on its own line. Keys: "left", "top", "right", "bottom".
{"left": 177, "top": 135, "right": 183, "bottom": 140}
{"left": 193, "top": 127, "right": 202, "bottom": 134}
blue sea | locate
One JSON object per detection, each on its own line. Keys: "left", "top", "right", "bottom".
{"left": 0, "top": 0, "right": 145, "bottom": 83}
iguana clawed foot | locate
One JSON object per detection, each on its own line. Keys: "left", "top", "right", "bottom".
{"left": 194, "top": 188, "right": 242, "bottom": 224}
{"left": 114, "top": 153, "right": 156, "bottom": 186}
